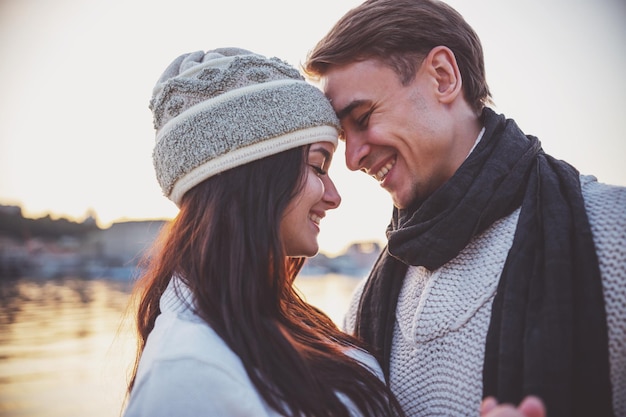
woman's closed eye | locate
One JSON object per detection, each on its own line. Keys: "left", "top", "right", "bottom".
{"left": 309, "top": 165, "right": 327, "bottom": 176}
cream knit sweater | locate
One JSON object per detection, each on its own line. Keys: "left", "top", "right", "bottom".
{"left": 344, "top": 175, "right": 626, "bottom": 417}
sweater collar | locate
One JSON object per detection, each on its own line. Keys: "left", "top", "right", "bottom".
{"left": 159, "top": 276, "right": 200, "bottom": 321}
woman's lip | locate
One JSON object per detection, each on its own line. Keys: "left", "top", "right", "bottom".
{"left": 309, "top": 211, "right": 324, "bottom": 226}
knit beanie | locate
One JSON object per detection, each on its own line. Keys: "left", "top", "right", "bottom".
{"left": 149, "top": 47, "right": 341, "bottom": 206}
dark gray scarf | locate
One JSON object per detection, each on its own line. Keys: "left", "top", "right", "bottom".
{"left": 354, "top": 108, "right": 614, "bottom": 417}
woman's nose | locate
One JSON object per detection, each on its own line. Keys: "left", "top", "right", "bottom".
{"left": 323, "top": 175, "right": 341, "bottom": 209}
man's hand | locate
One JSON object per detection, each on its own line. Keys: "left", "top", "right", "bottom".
{"left": 480, "top": 396, "right": 546, "bottom": 417}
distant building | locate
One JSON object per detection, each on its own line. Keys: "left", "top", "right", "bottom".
{"left": 0, "top": 205, "right": 22, "bottom": 216}
{"left": 92, "top": 220, "right": 168, "bottom": 266}
{"left": 301, "top": 240, "right": 382, "bottom": 277}
{"left": 1, "top": 209, "right": 383, "bottom": 281}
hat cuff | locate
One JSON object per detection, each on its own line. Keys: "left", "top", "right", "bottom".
{"left": 169, "top": 125, "right": 338, "bottom": 206}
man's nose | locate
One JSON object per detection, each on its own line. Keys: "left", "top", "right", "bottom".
{"left": 344, "top": 133, "right": 370, "bottom": 172}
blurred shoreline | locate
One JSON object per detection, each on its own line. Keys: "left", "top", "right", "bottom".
{"left": 1, "top": 204, "right": 382, "bottom": 281}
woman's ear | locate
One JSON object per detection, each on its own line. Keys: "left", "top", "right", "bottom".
{"left": 425, "top": 46, "right": 462, "bottom": 104}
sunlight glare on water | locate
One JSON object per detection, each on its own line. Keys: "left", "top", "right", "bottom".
{"left": 0, "top": 278, "right": 136, "bottom": 417}
{"left": 0, "top": 274, "right": 361, "bottom": 417}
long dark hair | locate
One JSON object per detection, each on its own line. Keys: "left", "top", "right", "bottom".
{"left": 127, "top": 145, "right": 404, "bottom": 417}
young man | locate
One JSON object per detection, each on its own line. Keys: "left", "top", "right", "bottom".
{"left": 304, "top": 1, "right": 626, "bottom": 416}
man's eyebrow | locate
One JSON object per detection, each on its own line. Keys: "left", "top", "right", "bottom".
{"left": 336, "top": 99, "right": 368, "bottom": 120}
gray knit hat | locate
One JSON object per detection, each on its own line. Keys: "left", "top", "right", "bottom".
{"left": 149, "top": 47, "right": 341, "bottom": 206}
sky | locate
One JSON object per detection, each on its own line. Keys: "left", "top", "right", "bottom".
{"left": 0, "top": 0, "right": 624, "bottom": 255}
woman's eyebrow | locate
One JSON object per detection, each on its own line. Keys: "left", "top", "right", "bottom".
{"left": 310, "top": 147, "right": 332, "bottom": 161}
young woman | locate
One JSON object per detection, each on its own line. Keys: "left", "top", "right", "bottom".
{"left": 122, "top": 47, "right": 404, "bottom": 417}
{"left": 123, "top": 47, "right": 544, "bottom": 417}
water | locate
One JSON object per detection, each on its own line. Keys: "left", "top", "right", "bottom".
{"left": 0, "top": 274, "right": 363, "bottom": 417}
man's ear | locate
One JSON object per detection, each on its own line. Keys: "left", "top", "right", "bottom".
{"left": 425, "top": 46, "right": 462, "bottom": 104}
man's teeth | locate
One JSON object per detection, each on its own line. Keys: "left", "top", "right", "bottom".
{"left": 309, "top": 213, "right": 322, "bottom": 224}
{"left": 374, "top": 160, "right": 395, "bottom": 181}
